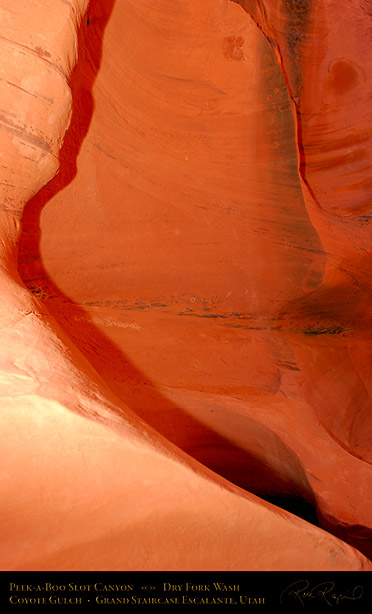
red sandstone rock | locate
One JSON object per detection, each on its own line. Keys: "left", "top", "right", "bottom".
{"left": 0, "top": 0, "right": 371, "bottom": 570}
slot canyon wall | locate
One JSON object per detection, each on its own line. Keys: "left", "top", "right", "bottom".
{"left": 1, "top": 0, "right": 372, "bottom": 570}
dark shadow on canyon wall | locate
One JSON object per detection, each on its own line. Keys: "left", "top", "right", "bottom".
{"left": 17, "top": 0, "right": 328, "bottom": 538}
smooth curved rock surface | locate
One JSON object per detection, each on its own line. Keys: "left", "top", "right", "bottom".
{"left": 231, "top": 0, "right": 372, "bottom": 460}
{"left": 0, "top": 0, "right": 371, "bottom": 569}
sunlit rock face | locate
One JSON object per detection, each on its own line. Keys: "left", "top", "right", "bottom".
{"left": 0, "top": 0, "right": 371, "bottom": 570}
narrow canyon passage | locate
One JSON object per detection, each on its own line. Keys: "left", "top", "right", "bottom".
{"left": 19, "top": 0, "right": 324, "bottom": 517}
{"left": 0, "top": 0, "right": 371, "bottom": 569}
